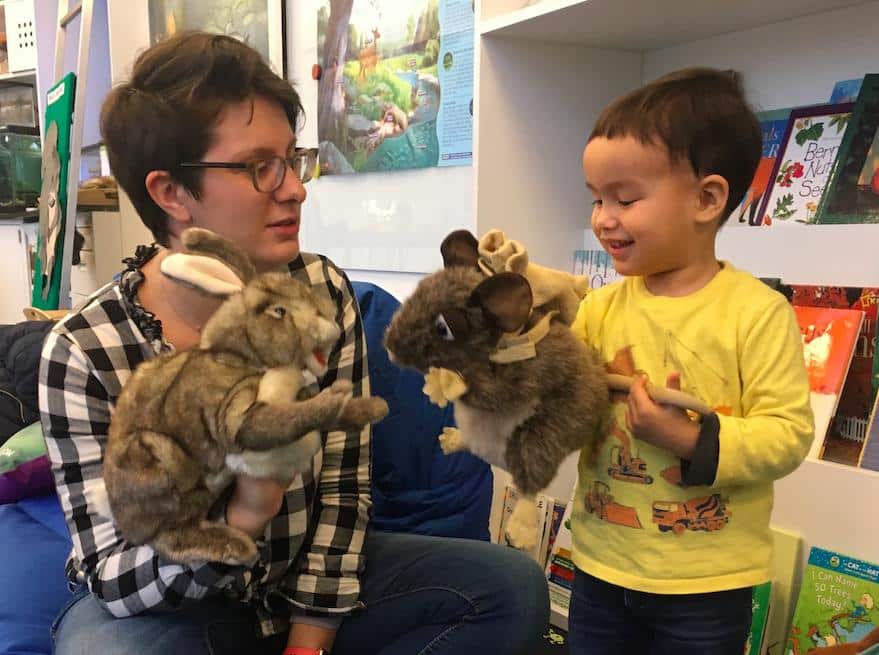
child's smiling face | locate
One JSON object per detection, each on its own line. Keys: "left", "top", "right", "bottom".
{"left": 583, "top": 135, "right": 722, "bottom": 296}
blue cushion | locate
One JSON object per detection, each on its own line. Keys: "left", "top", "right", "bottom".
{"left": 353, "top": 281, "right": 492, "bottom": 540}
{"left": 0, "top": 495, "right": 71, "bottom": 655}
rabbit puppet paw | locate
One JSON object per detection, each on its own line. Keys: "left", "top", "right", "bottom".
{"left": 438, "top": 426, "right": 467, "bottom": 454}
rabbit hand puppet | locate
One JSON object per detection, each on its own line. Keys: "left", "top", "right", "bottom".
{"left": 103, "top": 227, "right": 388, "bottom": 566}
{"left": 384, "top": 230, "right": 610, "bottom": 549}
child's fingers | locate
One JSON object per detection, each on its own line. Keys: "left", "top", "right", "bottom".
{"left": 628, "top": 375, "right": 652, "bottom": 410}
{"left": 666, "top": 372, "right": 681, "bottom": 390}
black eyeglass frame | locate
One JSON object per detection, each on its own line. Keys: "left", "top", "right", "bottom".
{"left": 176, "top": 146, "right": 318, "bottom": 193}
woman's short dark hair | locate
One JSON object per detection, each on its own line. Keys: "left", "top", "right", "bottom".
{"left": 101, "top": 31, "right": 304, "bottom": 245}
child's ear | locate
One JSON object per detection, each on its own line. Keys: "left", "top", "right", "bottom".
{"left": 145, "top": 170, "right": 193, "bottom": 228}
{"left": 695, "top": 174, "right": 729, "bottom": 225}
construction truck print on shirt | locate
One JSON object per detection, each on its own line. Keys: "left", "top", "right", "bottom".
{"left": 651, "top": 494, "right": 731, "bottom": 535}
{"left": 583, "top": 344, "right": 732, "bottom": 537}
{"left": 570, "top": 264, "right": 814, "bottom": 594}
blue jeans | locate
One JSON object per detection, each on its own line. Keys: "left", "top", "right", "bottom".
{"left": 52, "top": 531, "right": 549, "bottom": 655}
{"left": 568, "top": 569, "right": 752, "bottom": 655}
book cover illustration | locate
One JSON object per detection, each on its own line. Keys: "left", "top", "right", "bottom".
{"left": 757, "top": 103, "right": 854, "bottom": 226}
{"left": 747, "top": 581, "right": 773, "bottom": 655}
{"left": 736, "top": 107, "right": 794, "bottom": 226}
{"left": 545, "top": 496, "right": 575, "bottom": 620}
{"left": 780, "top": 286, "right": 879, "bottom": 466}
{"left": 572, "top": 249, "right": 623, "bottom": 289}
{"left": 818, "top": 74, "right": 879, "bottom": 225}
{"left": 793, "top": 305, "right": 864, "bottom": 458}
{"left": 785, "top": 547, "right": 879, "bottom": 654}
{"left": 858, "top": 391, "right": 879, "bottom": 471}
{"left": 830, "top": 77, "right": 865, "bottom": 104}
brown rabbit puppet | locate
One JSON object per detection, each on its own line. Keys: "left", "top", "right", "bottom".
{"left": 384, "top": 230, "right": 611, "bottom": 549}
{"left": 104, "top": 228, "right": 388, "bottom": 566}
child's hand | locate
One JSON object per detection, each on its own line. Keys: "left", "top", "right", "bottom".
{"left": 626, "top": 373, "right": 700, "bottom": 459}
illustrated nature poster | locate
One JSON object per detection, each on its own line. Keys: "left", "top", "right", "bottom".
{"left": 818, "top": 74, "right": 879, "bottom": 224}
{"left": 148, "top": 0, "right": 284, "bottom": 74}
{"left": 785, "top": 547, "right": 879, "bottom": 654}
{"left": 316, "top": 0, "right": 474, "bottom": 174}
{"left": 756, "top": 103, "right": 854, "bottom": 226}
{"left": 792, "top": 305, "right": 864, "bottom": 458}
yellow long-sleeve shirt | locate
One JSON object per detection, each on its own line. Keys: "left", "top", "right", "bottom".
{"left": 570, "top": 262, "right": 814, "bottom": 594}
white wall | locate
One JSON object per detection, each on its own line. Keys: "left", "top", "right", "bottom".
{"left": 288, "top": 0, "right": 473, "bottom": 287}
{"left": 475, "top": 37, "right": 642, "bottom": 271}
{"left": 644, "top": 0, "right": 879, "bottom": 287}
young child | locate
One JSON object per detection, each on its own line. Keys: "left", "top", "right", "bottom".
{"left": 568, "top": 68, "right": 814, "bottom": 654}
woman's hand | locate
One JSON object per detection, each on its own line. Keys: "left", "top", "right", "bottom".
{"left": 225, "top": 475, "right": 286, "bottom": 537}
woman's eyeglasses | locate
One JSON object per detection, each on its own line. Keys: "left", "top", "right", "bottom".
{"left": 177, "top": 147, "right": 319, "bottom": 193}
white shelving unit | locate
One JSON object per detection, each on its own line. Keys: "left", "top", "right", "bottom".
{"left": 476, "top": 0, "right": 879, "bottom": 623}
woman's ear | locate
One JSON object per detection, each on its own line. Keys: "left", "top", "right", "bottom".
{"left": 695, "top": 174, "right": 730, "bottom": 226}
{"left": 145, "top": 170, "right": 192, "bottom": 228}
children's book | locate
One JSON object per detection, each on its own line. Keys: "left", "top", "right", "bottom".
{"left": 735, "top": 107, "right": 795, "bottom": 226}
{"left": 792, "top": 305, "right": 864, "bottom": 458}
{"left": 572, "top": 249, "right": 623, "bottom": 289}
{"left": 541, "top": 499, "right": 568, "bottom": 570}
{"left": 747, "top": 581, "right": 773, "bottom": 655}
{"left": 785, "top": 547, "right": 879, "bottom": 654}
{"left": 830, "top": 77, "right": 865, "bottom": 104}
{"left": 757, "top": 103, "right": 854, "bottom": 226}
{"left": 545, "top": 494, "right": 576, "bottom": 627}
{"left": 817, "top": 74, "right": 879, "bottom": 225}
{"left": 858, "top": 391, "right": 879, "bottom": 472}
{"left": 780, "top": 286, "right": 879, "bottom": 465}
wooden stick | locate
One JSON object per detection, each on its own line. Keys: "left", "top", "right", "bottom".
{"left": 606, "top": 373, "right": 713, "bottom": 417}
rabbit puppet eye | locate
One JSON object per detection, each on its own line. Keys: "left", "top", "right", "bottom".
{"left": 434, "top": 313, "right": 456, "bottom": 341}
{"left": 268, "top": 305, "right": 287, "bottom": 319}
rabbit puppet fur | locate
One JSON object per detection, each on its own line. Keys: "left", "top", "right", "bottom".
{"left": 104, "top": 228, "right": 388, "bottom": 566}
{"left": 384, "top": 230, "right": 610, "bottom": 549}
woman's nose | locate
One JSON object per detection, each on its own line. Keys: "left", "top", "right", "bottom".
{"left": 275, "top": 163, "right": 308, "bottom": 203}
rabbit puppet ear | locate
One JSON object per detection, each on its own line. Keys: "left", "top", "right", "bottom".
{"left": 469, "top": 272, "right": 533, "bottom": 333}
{"left": 159, "top": 227, "right": 257, "bottom": 298}
{"left": 180, "top": 227, "right": 257, "bottom": 284}
{"left": 440, "top": 229, "right": 480, "bottom": 270}
{"left": 160, "top": 252, "right": 246, "bottom": 298}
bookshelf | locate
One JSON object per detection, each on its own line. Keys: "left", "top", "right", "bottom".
{"left": 476, "top": 0, "right": 879, "bottom": 625}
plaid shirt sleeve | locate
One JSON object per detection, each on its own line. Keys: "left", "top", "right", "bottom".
{"left": 38, "top": 298, "right": 260, "bottom": 618}
{"left": 285, "top": 254, "right": 372, "bottom": 614}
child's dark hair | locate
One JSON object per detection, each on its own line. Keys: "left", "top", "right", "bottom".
{"left": 589, "top": 68, "right": 761, "bottom": 224}
{"left": 101, "top": 31, "right": 304, "bottom": 245}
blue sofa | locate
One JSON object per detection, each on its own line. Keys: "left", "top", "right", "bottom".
{"left": 0, "top": 282, "right": 492, "bottom": 655}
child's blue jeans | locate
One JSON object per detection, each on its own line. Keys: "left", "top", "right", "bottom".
{"left": 568, "top": 568, "right": 752, "bottom": 655}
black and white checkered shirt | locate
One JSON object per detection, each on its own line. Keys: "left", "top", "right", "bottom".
{"left": 38, "top": 246, "right": 371, "bottom": 636}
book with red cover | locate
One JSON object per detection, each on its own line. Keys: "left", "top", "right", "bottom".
{"left": 781, "top": 286, "right": 877, "bottom": 464}
{"left": 792, "top": 304, "right": 864, "bottom": 459}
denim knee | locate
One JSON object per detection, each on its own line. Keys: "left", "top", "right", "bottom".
{"left": 487, "top": 546, "right": 550, "bottom": 648}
